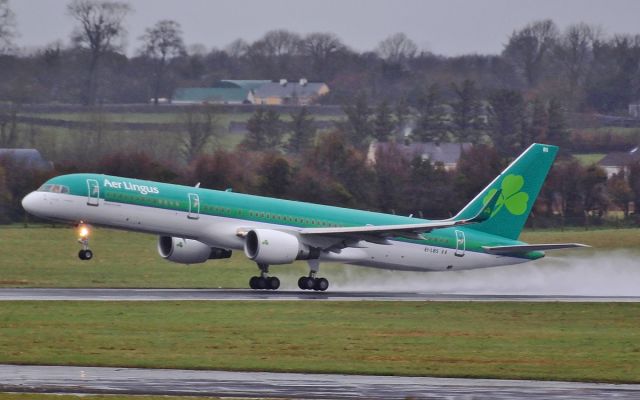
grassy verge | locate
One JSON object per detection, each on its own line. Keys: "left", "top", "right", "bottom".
{"left": 1, "top": 301, "right": 639, "bottom": 383}
{"left": 0, "top": 226, "right": 638, "bottom": 288}
{"left": 521, "top": 228, "right": 640, "bottom": 249}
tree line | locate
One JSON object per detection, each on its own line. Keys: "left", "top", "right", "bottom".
{"left": 0, "top": 0, "right": 639, "bottom": 114}
{"left": 2, "top": 130, "right": 639, "bottom": 227}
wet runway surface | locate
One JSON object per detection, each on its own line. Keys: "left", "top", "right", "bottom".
{"left": 1, "top": 288, "right": 639, "bottom": 302}
{"left": 1, "top": 364, "right": 639, "bottom": 399}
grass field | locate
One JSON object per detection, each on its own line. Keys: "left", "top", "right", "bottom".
{"left": 0, "top": 226, "right": 638, "bottom": 288}
{"left": 1, "top": 227, "right": 639, "bottom": 384}
{"left": 1, "top": 301, "right": 639, "bottom": 383}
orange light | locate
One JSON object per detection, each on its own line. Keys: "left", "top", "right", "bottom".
{"left": 78, "top": 226, "right": 90, "bottom": 238}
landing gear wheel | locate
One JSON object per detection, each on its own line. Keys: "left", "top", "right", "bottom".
{"left": 298, "top": 276, "right": 315, "bottom": 290}
{"left": 256, "top": 277, "right": 268, "bottom": 290}
{"left": 314, "top": 277, "right": 329, "bottom": 291}
{"left": 267, "top": 277, "right": 280, "bottom": 290}
{"left": 249, "top": 276, "right": 260, "bottom": 289}
{"left": 78, "top": 249, "right": 93, "bottom": 260}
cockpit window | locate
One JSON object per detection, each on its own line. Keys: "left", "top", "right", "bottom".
{"left": 38, "top": 184, "right": 69, "bottom": 194}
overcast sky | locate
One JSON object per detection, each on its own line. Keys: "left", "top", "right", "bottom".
{"left": 11, "top": 0, "right": 640, "bottom": 56}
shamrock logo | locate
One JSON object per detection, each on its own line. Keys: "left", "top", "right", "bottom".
{"left": 482, "top": 174, "right": 529, "bottom": 216}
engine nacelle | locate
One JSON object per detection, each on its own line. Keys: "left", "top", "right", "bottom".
{"left": 158, "top": 236, "right": 232, "bottom": 264}
{"left": 244, "top": 229, "right": 319, "bottom": 265}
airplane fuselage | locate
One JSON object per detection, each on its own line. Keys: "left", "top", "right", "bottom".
{"left": 22, "top": 173, "right": 536, "bottom": 272}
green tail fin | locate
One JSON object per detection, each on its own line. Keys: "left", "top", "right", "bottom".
{"left": 454, "top": 143, "right": 558, "bottom": 240}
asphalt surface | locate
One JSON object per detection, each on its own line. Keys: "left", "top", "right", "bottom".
{"left": 1, "top": 364, "right": 639, "bottom": 399}
{"left": 1, "top": 288, "right": 640, "bottom": 302}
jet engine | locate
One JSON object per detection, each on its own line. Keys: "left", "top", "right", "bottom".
{"left": 243, "top": 229, "right": 319, "bottom": 265}
{"left": 158, "top": 236, "right": 232, "bottom": 264}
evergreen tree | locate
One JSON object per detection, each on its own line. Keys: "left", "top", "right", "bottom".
{"left": 372, "top": 99, "right": 395, "bottom": 142}
{"left": 243, "top": 108, "right": 283, "bottom": 150}
{"left": 488, "top": 89, "right": 528, "bottom": 156}
{"left": 342, "top": 92, "right": 373, "bottom": 147}
{"left": 528, "top": 97, "right": 548, "bottom": 143}
{"left": 451, "top": 80, "right": 485, "bottom": 145}
{"left": 263, "top": 109, "right": 284, "bottom": 148}
{"left": 258, "top": 154, "right": 291, "bottom": 198}
{"left": 243, "top": 108, "right": 268, "bottom": 150}
{"left": 546, "top": 97, "right": 569, "bottom": 148}
{"left": 287, "top": 106, "right": 315, "bottom": 153}
{"left": 413, "top": 84, "right": 447, "bottom": 143}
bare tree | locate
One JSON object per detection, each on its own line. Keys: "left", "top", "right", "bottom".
{"left": 225, "top": 38, "right": 249, "bottom": 58}
{"left": 554, "top": 23, "right": 601, "bottom": 104}
{"left": 302, "top": 32, "right": 345, "bottom": 79}
{"left": 139, "top": 19, "right": 185, "bottom": 104}
{"left": 67, "top": 0, "right": 131, "bottom": 105}
{"left": 503, "top": 19, "right": 559, "bottom": 87}
{"left": 0, "top": 0, "right": 15, "bottom": 53}
{"left": 180, "top": 105, "right": 221, "bottom": 162}
{"left": 247, "top": 29, "right": 301, "bottom": 76}
{"left": 376, "top": 33, "right": 417, "bottom": 64}
{"left": 260, "top": 29, "right": 302, "bottom": 57}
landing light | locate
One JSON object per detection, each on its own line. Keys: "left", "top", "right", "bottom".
{"left": 78, "top": 225, "right": 90, "bottom": 238}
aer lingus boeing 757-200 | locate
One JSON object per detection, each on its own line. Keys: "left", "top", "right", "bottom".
{"left": 22, "top": 143, "right": 586, "bottom": 291}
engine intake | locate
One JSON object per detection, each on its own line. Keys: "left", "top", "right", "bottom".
{"left": 244, "top": 229, "right": 319, "bottom": 265}
{"left": 158, "top": 236, "right": 232, "bottom": 264}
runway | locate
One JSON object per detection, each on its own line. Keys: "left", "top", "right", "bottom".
{"left": 0, "top": 288, "right": 639, "bottom": 302}
{"left": 2, "top": 364, "right": 640, "bottom": 399}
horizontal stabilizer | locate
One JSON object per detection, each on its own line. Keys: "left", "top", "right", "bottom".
{"left": 483, "top": 243, "right": 590, "bottom": 255}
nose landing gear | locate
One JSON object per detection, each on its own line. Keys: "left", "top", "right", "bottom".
{"left": 77, "top": 224, "right": 93, "bottom": 261}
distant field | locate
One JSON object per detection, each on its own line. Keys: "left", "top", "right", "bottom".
{"left": 573, "top": 153, "right": 605, "bottom": 166}
{"left": 0, "top": 226, "right": 638, "bottom": 288}
{"left": 21, "top": 111, "right": 343, "bottom": 124}
{"left": 589, "top": 127, "right": 640, "bottom": 136}
{"left": 1, "top": 301, "right": 639, "bottom": 383}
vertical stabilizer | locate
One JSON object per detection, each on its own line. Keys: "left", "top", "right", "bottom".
{"left": 454, "top": 143, "right": 558, "bottom": 240}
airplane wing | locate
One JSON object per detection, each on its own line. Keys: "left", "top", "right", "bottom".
{"left": 482, "top": 243, "right": 590, "bottom": 255}
{"left": 299, "top": 189, "right": 501, "bottom": 243}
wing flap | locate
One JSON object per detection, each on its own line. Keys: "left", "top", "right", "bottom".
{"left": 483, "top": 243, "right": 590, "bottom": 255}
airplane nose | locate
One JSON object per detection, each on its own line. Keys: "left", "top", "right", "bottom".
{"left": 22, "top": 192, "right": 40, "bottom": 215}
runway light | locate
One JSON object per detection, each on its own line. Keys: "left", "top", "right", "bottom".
{"left": 78, "top": 225, "right": 90, "bottom": 238}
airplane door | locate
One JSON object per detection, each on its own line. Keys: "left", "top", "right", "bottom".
{"left": 455, "top": 230, "right": 465, "bottom": 257}
{"left": 86, "top": 179, "right": 100, "bottom": 206}
{"left": 188, "top": 193, "right": 200, "bottom": 219}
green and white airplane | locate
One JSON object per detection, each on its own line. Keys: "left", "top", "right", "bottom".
{"left": 22, "top": 143, "right": 586, "bottom": 291}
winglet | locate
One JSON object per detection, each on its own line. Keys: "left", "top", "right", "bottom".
{"left": 467, "top": 189, "right": 500, "bottom": 223}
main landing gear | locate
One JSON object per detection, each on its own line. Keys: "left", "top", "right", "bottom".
{"left": 298, "top": 260, "right": 329, "bottom": 291}
{"left": 249, "top": 263, "right": 280, "bottom": 290}
{"left": 77, "top": 224, "right": 93, "bottom": 261}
